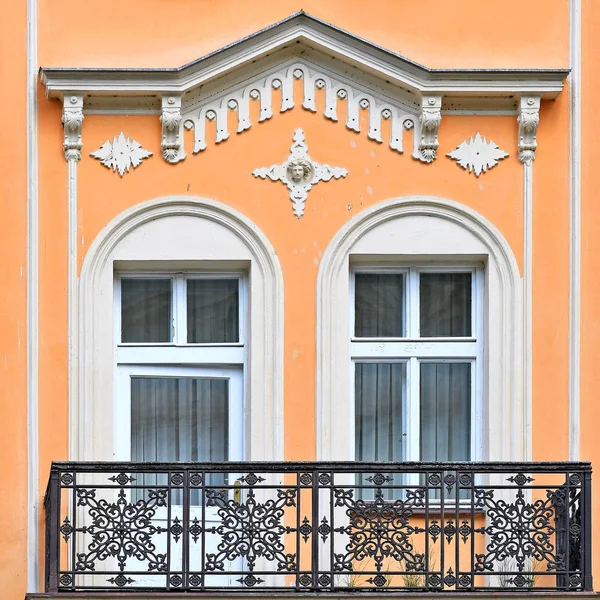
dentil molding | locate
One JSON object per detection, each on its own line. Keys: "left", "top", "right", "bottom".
{"left": 518, "top": 96, "right": 540, "bottom": 164}
{"left": 183, "top": 62, "right": 437, "bottom": 165}
{"left": 253, "top": 128, "right": 348, "bottom": 218}
{"left": 90, "top": 132, "right": 152, "bottom": 176}
{"left": 62, "top": 95, "right": 83, "bottom": 161}
{"left": 447, "top": 132, "right": 509, "bottom": 176}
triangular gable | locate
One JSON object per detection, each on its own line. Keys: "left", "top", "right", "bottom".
{"left": 42, "top": 11, "right": 567, "bottom": 165}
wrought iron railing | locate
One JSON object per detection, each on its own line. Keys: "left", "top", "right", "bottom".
{"left": 44, "top": 461, "right": 592, "bottom": 593}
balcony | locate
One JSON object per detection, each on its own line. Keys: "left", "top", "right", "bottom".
{"left": 44, "top": 461, "right": 592, "bottom": 594}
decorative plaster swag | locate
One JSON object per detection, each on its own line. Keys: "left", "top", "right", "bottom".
{"left": 45, "top": 12, "right": 564, "bottom": 165}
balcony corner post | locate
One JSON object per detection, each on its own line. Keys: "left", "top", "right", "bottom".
{"left": 45, "top": 467, "right": 60, "bottom": 593}
{"left": 583, "top": 467, "right": 593, "bottom": 591}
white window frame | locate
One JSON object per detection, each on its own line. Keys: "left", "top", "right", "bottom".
{"left": 77, "top": 198, "right": 284, "bottom": 464}
{"left": 349, "top": 264, "right": 484, "bottom": 463}
{"left": 317, "top": 197, "right": 524, "bottom": 464}
{"left": 114, "top": 270, "right": 248, "bottom": 461}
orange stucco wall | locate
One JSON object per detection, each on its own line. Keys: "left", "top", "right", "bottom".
{"left": 581, "top": 0, "right": 600, "bottom": 583}
{"left": 38, "top": 0, "right": 569, "bottom": 70}
{"left": 0, "top": 1, "right": 29, "bottom": 598}
{"left": 4, "top": 1, "right": 594, "bottom": 597}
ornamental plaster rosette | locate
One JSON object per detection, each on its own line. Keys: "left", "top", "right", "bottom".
{"left": 253, "top": 128, "right": 348, "bottom": 218}
{"left": 90, "top": 132, "right": 152, "bottom": 176}
{"left": 447, "top": 133, "right": 509, "bottom": 176}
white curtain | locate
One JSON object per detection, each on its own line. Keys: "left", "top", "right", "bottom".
{"left": 187, "top": 278, "right": 239, "bottom": 343}
{"left": 121, "top": 278, "right": 172, "bottom": 343}
{"left": 131, "top": 377, "right": 229, "bottom": 502}
{"left": 354, "top": 273, "right": 404, "bottom": 337}
{"left": 420, "top": 273, "right": 471, "bottom": 337}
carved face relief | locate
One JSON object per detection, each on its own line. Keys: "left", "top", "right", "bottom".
{"left": 286, "top": 159, "right": 313, "bottom": 184}
{"left": 253, "top": 128, "right": 348, "bottom": 218}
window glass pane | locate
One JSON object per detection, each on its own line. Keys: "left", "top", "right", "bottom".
{"left": 131, "top": 376, "right": 229, "bottom": 499}
{"left": 420, "top": 272, "right": 472, "bottom": 337}
{"left": 187, "top": 278, "right": 239, "bottom": 343}
{"left": 354, "top": 273, "right": 405, "bottom": 337}
{"left": 419, "top": 362, "right": 471, "bottom": 461}
{"left": 121, "top": 278, "right": 172, "bottom": 343}
{"left": 355, "top": 362, "right": 406, "bottom": 499}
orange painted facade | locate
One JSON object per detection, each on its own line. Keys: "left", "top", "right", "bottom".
{"left": 4, "top": 0, "right": 600, "bottom": 598}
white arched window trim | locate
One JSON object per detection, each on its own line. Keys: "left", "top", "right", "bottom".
{"left": 76, "top": 196, "right": 284, "bottom": 462}
{"left": 316, "top": 196, "right": 524, "bottom": 463}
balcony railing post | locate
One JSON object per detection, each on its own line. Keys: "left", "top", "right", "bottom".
{"left": 311, "top": 468, "right": 319, "bottom": 591}
{"left": 44, "top": 467, "right": 60, "bottom": 592}
{"left": 582, "top": 467, "right": 593, "bottom": 591}
{"left": 182, "top": 469, "right": 190, "bottom": 589}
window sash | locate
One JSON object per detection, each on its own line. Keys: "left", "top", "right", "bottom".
{"left": 352, "top": 358, "right": 480, "bottom": 463}
{"left": 350, "top": 265, "right": 480, "bottom": 341}
{"left": 115, "top": 365, "right": 244, "bottom": 462}
{"left": 115, "top": 272, "right": 246, "bottom": 349}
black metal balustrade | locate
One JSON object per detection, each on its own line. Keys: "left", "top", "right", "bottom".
{"left": 45, "top": 462, "right": 592, "bottom": 593}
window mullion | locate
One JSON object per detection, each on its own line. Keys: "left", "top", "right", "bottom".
{"left": 174, "top": 275, "right": 187, "bottom": 345}
{"left": 407, "top": 356, "right": 420, "bottom": 462}
{"left": 408, "top": 268, "right": 420, "bottom": 338}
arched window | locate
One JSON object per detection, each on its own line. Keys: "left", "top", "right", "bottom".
{"left": 316, "top": 196, "right": 523, "bottom": 463}
{"left": 77, "top": 197, "right": 284, "bottom": 463}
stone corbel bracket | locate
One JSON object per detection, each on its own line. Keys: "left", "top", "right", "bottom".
{"left": 62, "top": 95, "right": 84, "bottom": 161}
{"left": 161, "top": 95, "right": 186, "bottom": 164}
{"left": 417, "top": 95, "right": 442, "bottom": 163}
{"left": 518, "top": 96, "right": 540, "bottom": 165}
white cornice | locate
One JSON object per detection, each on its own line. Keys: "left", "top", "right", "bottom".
{"left": 40, "top": 12, "right": 567, "bottom": 105}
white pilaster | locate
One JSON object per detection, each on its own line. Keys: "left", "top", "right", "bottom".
{"left": 62, "top": 95, "right": 83, "bottom": 463}
{"left": 518, "top": 96, "right": 540, "bottom": 462}
{"left": 26, "top": 0, "right": 39, "bottom": 590}
{"left": 569, "top": 0, "right": 581, "bottom": 461}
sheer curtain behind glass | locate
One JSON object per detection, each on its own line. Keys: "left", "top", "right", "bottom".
{"left": 355, "top": 362, "right": 406, "bottom": 498}
{"left": 187, "top": 278, "right": 239, "bottom": 343}
{"left": 131, "top": 377, "right": 229, "bottom": 501}
{"left": 420, "top": 362, "right": 471, "bottom": 499}
{"left": 354, "top": 273, "right": 404, "bottom": 337}
{"left": 420, "top": 273, "right": 471, "bottom": 337}
{"left": 121, "top": 278, "right": 172, "bottom": 343}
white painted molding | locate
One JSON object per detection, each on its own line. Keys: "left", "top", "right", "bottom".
{"left": 78, "top": 197, "right": 284, "bottom": 463}
{"left": 90, "top": 132, "right": 152, "bottom": 176}
{"left": 161, "top": 95, "right": 186, "bottom": 164}
{"left": 253, "top": 128, "right": 348, "bottom": 217}
{"left": 569, "top": 0, "right": 581, "bottom": 461}
{"left": 447, "top": 132, "right": 509, "bottom": 176}
{"left": 26, "top": 0, "right": 39, "bottom": 590}
{"left": 522, "top": 162, "right": 533, "bottom": 461}
{"left": 63, "top": 95, "right": 83, "bottom": 485}
{"left": 62, "top": 95, "right": 84, "bottom": 161}
{"left": 418, "top": 95, "right": 442, "bottom": 162}
{"left": 183, "top": 60, "right": 425, "bottom": 160}
{"left": 518, "top": 96, "right": 541, "bottom": 164}
{"left": 316, "top": 196, "right": 524, "bottom": 463}
{"left": 40, "top": 12, "right": 567, "bottom": 103}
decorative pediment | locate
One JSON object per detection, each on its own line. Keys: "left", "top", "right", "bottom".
{"left": 41, "top": 11, "right": 566, "bottom": 165}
